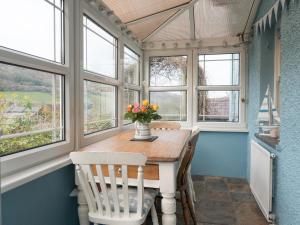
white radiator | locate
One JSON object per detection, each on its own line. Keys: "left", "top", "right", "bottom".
{"left": 250, "top": 140, "right": 275, "bottom": 222}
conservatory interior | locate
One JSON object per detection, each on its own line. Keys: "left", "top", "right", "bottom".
{"left": 1, "top": 0, "right": 300, "bottom": 225}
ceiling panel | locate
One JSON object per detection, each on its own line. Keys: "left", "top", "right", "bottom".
{"left": 194, "top": 0, "right": 253, "bottom": 39}
{"left": 103, "top": 0, "right": 190, "bottom": 23}
{"left": 147, "top": 10, "right": 191, "bottom": 42}
{"left": 128, "top": 11, "right": 176, "bottom": 40}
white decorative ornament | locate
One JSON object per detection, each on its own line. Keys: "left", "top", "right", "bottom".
{"left": 268, "top": 9, "right": 273, "bottom": 28}
{"left": 274, "top": 1, "right": 280, "bottom": 21}
{"left": 263, "top": 15, "right": 268, "bottom": 31}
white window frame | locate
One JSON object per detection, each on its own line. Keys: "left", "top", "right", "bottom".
{"left": 123, "top": 45, "right": 142, "bottom": 126}
{"left": 144, "top": 47, "right": 247, "bottom": 131}
{"left": 144, "top": 49, "right": 193, "bottom": 128}
{"left": 76, "top": 0, "right": 142, "bottom": 147}
{"left": 0, "top": 0, "right": 75, "bottom": 191}
{"left": 193, "top": 47, "right": 247, "bottom": 131}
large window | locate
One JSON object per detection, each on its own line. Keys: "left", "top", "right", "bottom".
{"left": 83, "top": 80, "right": 117, "bottom": 134}
{"left": 150, "top": 91, "right": 187, "bottom": 121}
{"left": 0, "top": 63, "right": 64, "bottom": 157}
{"left": 123, "top": 89, "right": 139, "bottom": 125}
{"left": 197, "top": 54, "right": 241, "bottom": 123}
{"left": 148, "top": 55, "right": 188, "bottom": 122}
{"left": 150, "top": 56, "right": 187, "bottom": 86}
{"left": 83, "top": 15, "right": 117, "bottom": 78}
{"left": 124, "top": 47, "right": 139, "bottom": 85}
{"left": 0, "top": 0, "right": 64, "bottom": 63}
{"left": 146, "top": 51, "right": 245, "bottom": 128}
{"left": 82, "top": 15, "right": 119, "bottom": 136}
{"left": 123, "top": 46, "right": 141, "bottom": 125}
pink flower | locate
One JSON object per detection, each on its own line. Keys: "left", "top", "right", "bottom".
{"left": 133, "top": 103, "right": 139, "bottom": 108}
{"left": 132, "top": 107, "right": 140, "bottom": 113}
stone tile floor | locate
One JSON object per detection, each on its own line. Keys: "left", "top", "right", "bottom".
{"left": 145, "top": 176, "right": 269, "bottom": 225}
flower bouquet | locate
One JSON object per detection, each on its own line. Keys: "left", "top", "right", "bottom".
{"left": 125, "top": 100, "right": 161, "bottom": 139}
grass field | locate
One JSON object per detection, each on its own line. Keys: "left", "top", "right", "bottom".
{"left": 0, "top": 91, "right": 52, "bottom": 104}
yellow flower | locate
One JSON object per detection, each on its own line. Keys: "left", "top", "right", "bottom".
{"left": 127, "top": 104, "right": 133, "bottom": 112}
{"left": 142, "top": 99, "right": 149, "bottom": 106}
{"left": 151, "top": 104, "right": 159, "bottom": 111}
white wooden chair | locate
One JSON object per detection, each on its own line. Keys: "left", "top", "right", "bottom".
{"left": 70, "top": 151, "right": 159, "bottom": 225}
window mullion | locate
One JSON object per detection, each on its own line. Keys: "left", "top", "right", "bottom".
{"left": 82, "top": 70, "right": 121, "bottom": 86}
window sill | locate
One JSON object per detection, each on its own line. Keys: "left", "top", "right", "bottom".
{"left": 1, "top": 154, "right": 71, "bottom": 193}
{"left": 188, "top": 126, "right": 249, "bottom": 133}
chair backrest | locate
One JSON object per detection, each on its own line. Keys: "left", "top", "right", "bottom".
{"left": 150, "top": 121, "right": 181, "bottom": 130}
{"left": 70, "top": 151, "right": 147, "bottom": 218}
{"left": 177, "top": 129, "right": 200, "bottom": 187}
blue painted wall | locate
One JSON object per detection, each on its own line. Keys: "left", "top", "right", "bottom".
{"left": 248, "top": 1, "right": 300, "bottom": 224}
{"left": 192, "top": 132, "right": 248, "bottom": 178}
{"left": 2, "top": 165, "right": 79, "bottom": 225}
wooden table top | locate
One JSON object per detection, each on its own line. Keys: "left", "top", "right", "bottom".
{"left": 80, "top": 129, "right": 191, "bottom": 163}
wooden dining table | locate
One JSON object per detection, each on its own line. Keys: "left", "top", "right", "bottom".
{"left": 76, "top": 129, "right": 191, "bottom": 225}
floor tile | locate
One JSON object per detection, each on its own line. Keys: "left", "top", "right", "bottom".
{"left": 230, "top": 192, "right": 256, "bottom": 203}
{"left": 195, "top": 200, "right": 236, "bottom": 224}
{"left": 145, "top": 175, "right": 267, "bottom": 225}
{"left": 225, "top": 177, "right": 248, "bottom": 184}
{"left": 206, "top": 179, "right": 228, "bottom": 192}
{"left": 192, "top": 175, "right": 205, "bottom": 181}
{"left": 227, "top": 183, "right": 251, "bottom": 193}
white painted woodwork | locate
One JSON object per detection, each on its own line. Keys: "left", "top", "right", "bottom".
{"left": 71, "top": 151, "right": 158, "bottom": 225}
{"left": 250, "top": 140, "right": 275, "bottom": 222}
{"left": 75, "top": 157, "right": 180, "bottom": 225}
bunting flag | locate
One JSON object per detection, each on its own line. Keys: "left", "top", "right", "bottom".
{"left": 253, "top": 0, "right": 297, "bottom": 34}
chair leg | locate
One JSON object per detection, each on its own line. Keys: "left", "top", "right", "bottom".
{"left": 180, "top": 190, "right": 190, "bottom": 225}
{"left": 185, "top": 190, "right": 197, "bottom": 225}
{"left": 151, "top": 205, "right": 159, "bottom": 225}
{"left": 187, "top": 166, "right": 196, "bottom": 202}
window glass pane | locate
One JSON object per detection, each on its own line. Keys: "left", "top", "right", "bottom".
{"left": 150, "top": 91, "right": 187, "bottom": 121}
{"left": 124, "top": 47, "right": 139, "bottom": 85}
{"left": 84, "top": 80, "right": 117, "bottom": 134}
{"left": 83, "top": 16, "right": 117, "bottom": 78}
{"left": 0, "top": 0, "right": 64, "bottom": 63}
{"left": 0, "top": 63, "right": 64, "bottom": 156}
{"left": 198, "top": 54, "right": 239, "bottom": 86}
{"left": 150, "top": 56, "right": 187, "bottom": 86}
{"left": 197, "top": 91, "right": 239, "bottom": 122}
{"left": 123, "top": 89, "right": 139, "bottom": 125}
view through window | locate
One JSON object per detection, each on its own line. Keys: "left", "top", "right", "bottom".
{"left": 83, "top": 80, "right": 117, "bottom": 134}
{"left": 123, "top": 46, "right": 140, "bottom": 124}
{"left": 149, "top": 56, "right": 187, "bottom": 121}
{"left": 0, "top": 0, "right": 64, "bottom": 63}
{"left": 83, "top": 15, "right": 117, "bottom": 78}
{"left": 197, "top": 54, "right": 240, "bottom": 122}
{"left": 0, "top": 63, "right": 64, "bottom": 156}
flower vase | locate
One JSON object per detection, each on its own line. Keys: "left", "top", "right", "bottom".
{"left": 134, "top": 121, "right": 151, "bottom": 140}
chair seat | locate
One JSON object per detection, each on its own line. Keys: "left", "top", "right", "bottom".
{"left": 89, "top": 187, "right": 158, "bottom": 225}
{"left": 102, "top": 187, "right": 157, "bottom": 213}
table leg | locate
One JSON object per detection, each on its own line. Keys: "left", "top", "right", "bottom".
{"left": 159, "top": 162, "right": 178, "bottom": 225}
{"left": 161, "top": 192, "right": 177, "bottom": 225}
{"left": 76, "top": 172, "right": 89, "bottom": 225}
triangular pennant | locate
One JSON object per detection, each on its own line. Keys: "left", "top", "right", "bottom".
{"left": 268, "top": 8, "right": 273, "bottom": 28}
{"left": 259, "top": 19, "right": 263, "bottom": 33}
{"left": 255, "top": 22, "right": 260, "bottom": 34}
{"left": 280, "top": 0, "right": 286, "bottom": 8}
{"left": 274, "top": 1, "right": 280, "bottom": 21}
{"left": 263, "top": 15, "right": 268, "bottom": 31}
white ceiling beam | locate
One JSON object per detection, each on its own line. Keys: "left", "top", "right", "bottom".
{"left": 125, "top": 2, "right": 191, "bottom": 26}
{"left": 189, "top": 6, "right": 195, "bottom": 40}
{"left": 143, "top": 0, "right": 199, "bottom": 42}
